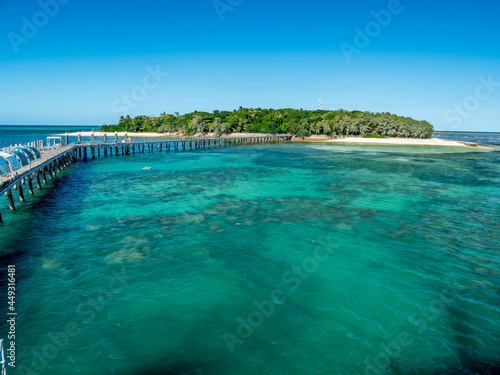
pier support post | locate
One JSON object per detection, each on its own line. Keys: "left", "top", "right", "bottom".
{"left": 36, "top": 171, "right": 42, "bottom": 188}
{"left": 91, "top": 147, "right": 95, "bottom": 159}
{"left": 28, "top": 176, "right": 34, "bottom": 195}
{"left": 104, "top": 147, "right": 108, "bottom": 157}
{"left": 42, "top": 169, "right": 47, "bottom": 184}
{"left": 17, "top": 182, "right": 25, "bottom": 202}
{"left": 6, "top": 190, "right": 15, "bottom": 211}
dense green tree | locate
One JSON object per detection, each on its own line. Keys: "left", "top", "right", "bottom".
{"left": 191, "top": 114, "right": 206, "bottom": 134}
{"left": 101, "top": 108, "right": 434, "bottom": 138}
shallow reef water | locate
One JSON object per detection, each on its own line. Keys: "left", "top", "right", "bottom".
{"left": 0, "top": 142, "right": 499, "bottom": 374}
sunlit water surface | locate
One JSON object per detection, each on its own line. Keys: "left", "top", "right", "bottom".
{"left": 1, "top": 141, "right": 499, "bottom": 375}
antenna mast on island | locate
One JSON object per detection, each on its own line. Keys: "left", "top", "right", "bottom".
{"left": 319, "top": 99, "right": 322, "bottom": 110}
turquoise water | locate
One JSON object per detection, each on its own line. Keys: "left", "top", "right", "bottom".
{"left": 1, "top": 142, "right": 500, "bottom": 374}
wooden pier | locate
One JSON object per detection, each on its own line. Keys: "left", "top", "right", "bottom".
{"left": 0, "top": 135, "right": 291, "bottom": 222}
{"left": 73, "top": 135, "right": 291, "bottom": 160}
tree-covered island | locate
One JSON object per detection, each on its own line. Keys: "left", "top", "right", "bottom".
{"left": 100, "top": 108, "right": 434, "bottom": 138}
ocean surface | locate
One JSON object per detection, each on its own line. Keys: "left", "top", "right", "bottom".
{"left": 0, "top": 128, "right": 499, "bottom": 375}
{"left": 0, "top": 125, "right": 96, "bottom": 148}
{"left": 434, "top": 132, "right": 500, "bottom": 147}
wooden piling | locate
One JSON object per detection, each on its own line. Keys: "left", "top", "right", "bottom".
{"left": 17, "top": 182, "right": 25, "bottom": 202}
{"left": 6, "top": 190, "right": 15, "bottom": 211}
{"left": 28, "top": 176, "right": 34, "bottom": 195}
{"left": 36, "top": 171, "right": 42, "bottom": 188}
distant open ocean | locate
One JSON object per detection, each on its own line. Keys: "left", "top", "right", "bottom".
{"left": 0, "top": 125, "right": 97, "bottom": 148}
{"left": 434, "top": 131, "right": 500, "bottom": 146}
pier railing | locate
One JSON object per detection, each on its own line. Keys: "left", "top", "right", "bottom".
{"left": 72, "top": 135, "right": 292, "bottom": 159}
{"left": 0, "top": 145, "right": 74, "bottom": 188}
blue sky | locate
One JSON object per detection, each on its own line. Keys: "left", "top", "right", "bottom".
{"left": 0, "top": 0, "right": 499, "bottom": 131}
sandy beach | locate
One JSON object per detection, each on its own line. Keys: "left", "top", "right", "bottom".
{"left": 327, "top": 136, "right": 478, "bottom": 147}
{"left": 292, "top": 135, "right": 492, "bottom": 148}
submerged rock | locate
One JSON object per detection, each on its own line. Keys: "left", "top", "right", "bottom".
{"left": 105, "top": 248, "right": 144, "bottom": 264}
